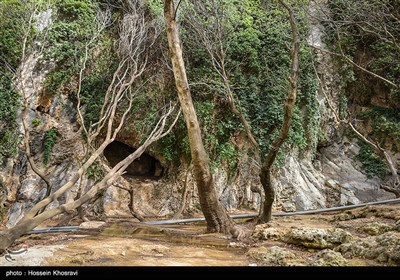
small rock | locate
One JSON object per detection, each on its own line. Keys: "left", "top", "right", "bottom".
{"left": 79, "top": 221, "right": 106, "bottom": 229}
{"left": 120, "top": 250, "right": 126, "bottom": 256}
{"left": 247, "top": 246, "right": 297, "bottom": 266}
{"left": 140, "top": 244, "right": 169, "bottom": 254}
{"left": 253, "top": 226, "right": 287, "bottom": 241}
{"left": 393, "top": 220, "right": 400, "bottom": 232}
{"left": 228, "top": 242, "right": 247, "bottom": 248}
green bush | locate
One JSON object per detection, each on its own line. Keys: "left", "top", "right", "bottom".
{"left": 0, "top": 0, "right": 28, "bottom": 161}
{"left": 42, "top": 0, "right": 96, "bottom": 95}
{"left": 43, "top": 128, "right": 59, "bottom": 165}
{"left": 356, "top": 141, "right": 388, "bottom": 178}
{"left": 181, "top": 0, "right": 319, "bottom": 169}
{"left": 86, "top": 161, "right": 105, "bottom": 183}
{"left": 32, "top": 118, "right": 43, "bottom": 127}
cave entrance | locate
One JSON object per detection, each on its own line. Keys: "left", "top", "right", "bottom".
{"left": 104, "top": 141, "right": 163, "bottom": 179}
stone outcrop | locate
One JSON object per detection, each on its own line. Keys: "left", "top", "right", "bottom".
{"left": 253, "top": 224, "right": 352, "bottom": 249}
{"left": 338, "top": 232, "right": 400, "bottom": 264}
{"left": 246, "top": 246, "right": 304, "bottom": 266}
{"left": 311, "top": 249, "right": 349, "bottom": 266}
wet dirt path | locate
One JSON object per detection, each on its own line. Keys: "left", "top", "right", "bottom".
{"left": 1, "top": 222, "right": 249, "bottom": 266}
{"left": 44, "top": 235, "right": 248, "bottom": 266}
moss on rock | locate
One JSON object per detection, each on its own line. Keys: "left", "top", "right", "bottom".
{"left": 246, "top": 246, "right": 306, "bottom": 266}
{"left": 312, "top": 249, "right": 349, "bottom": 266}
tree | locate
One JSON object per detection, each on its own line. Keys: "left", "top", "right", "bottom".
{"left": 164, "top": 0, "right": 233, "bottom": 233}
{"left": 183, "top": 0, "right": 263, "bottom": 211}
{"left": 0, "top": 1, "right": 179, "bottom": 250}
{"left": 259, "top": 0, "right": 300, "bottom": 222}
{"left": 184, "top": 0, "right": 259, "bottom": 153}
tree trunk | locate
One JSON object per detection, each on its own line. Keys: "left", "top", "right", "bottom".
{"left": 164, "top": 0, "right": 233, "bottom": 233}
{"left": 259, "top": 0, "right": 300, "bottom": 223}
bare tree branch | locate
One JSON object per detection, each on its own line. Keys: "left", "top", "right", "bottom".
{"left": 0, "top": 1, "right": 178, "bottom": 250}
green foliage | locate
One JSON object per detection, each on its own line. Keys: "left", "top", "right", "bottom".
{"left": 287, "top": 107, "right": 308, "bottom": 150}
{"left": 358, "top": 107, "right": 400, "bottom": 148}
{"left": 0, "top": 0, "right": 28, "bottom": 162}
{"left": 216, "top": 142, "right": 238, "bottom": 173}
{"left": 80, "top": 36, "right": 117, "bottom": 127}
{"left": 182, "top": 0, "right": 319, "bottom": 168}
{"left": 144, "top": 0, "right": 163, "bottom": 16}
{"left": 0, "top": 74, "right": 20, "bottom": 161}
{"left": 43, "top": 128, "right": 58, "bottom": 165}
{"left": 0, "top": 130, "right": 19, "bottom": 163}
{"left": 195, "top": 100, "right": 239, "bottom": 173}
{"left": 0, "top": 0, "right": 32, "bottom": 68}
{"left": 42, "top": 0, "right": 96, "bottom": 95}
{"left": 327, "top": 0, "right": 400, "bottom": 145}
{"left": 86, "top": 161, "right": 105, "bottom": 183}
{"left": 356, "top": 140, "right": 388, "bottom": 178}
{"left": 338, "top": 95, "right": 348, "bottom": 121}
{"left": 158, "top": 125, "right": 190, "bottom": 165}
{"left": 56, "top": 0, "right": 94, "bottom": 21}
{"left": 31, "top": 118, "right": 42, "bottom": 127}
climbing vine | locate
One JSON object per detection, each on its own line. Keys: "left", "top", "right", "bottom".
{"left": 42, "top": 0, "right": 96, "bottom": 95}
{"left": 86, "top": 161, "right": 105, "bottom": 183}
{"left": 0, "top": 0, "right": 30, "bottom": 161}
{"left": 356, "top": 140, "right": 388, "bottom": 178}
{"left": 42, "top": 128, "right": 58, "bottom": 165}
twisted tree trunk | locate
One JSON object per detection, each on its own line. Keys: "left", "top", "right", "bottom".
{"left": 164, "top": 0, "right": 233, "bottom": 233}
{"left": 259, "top": 0, "right": 300, "bottom": 222}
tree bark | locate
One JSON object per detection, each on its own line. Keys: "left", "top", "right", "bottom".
{"left": 164, "top": 0, "right": 233, "bottom": 233}
{"left": 259, "top": 0, "right": 300, "bottom": 222}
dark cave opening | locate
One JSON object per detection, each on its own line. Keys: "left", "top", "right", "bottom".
{"left": 103, "top": 141, "right": 164, "bottom": 179}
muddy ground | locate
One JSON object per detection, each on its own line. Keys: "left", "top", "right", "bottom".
{"left": 1, "top": 204, "right": 399, "bottom": 266}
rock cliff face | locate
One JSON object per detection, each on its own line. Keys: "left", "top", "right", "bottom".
{"left": 270, "top": 0, "right": 397, "bottom": 211}
{"left": 0, "top": 1, "right": 398, "bottom": 227}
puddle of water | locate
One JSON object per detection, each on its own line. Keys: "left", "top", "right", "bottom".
{"left": 43, "top": 235, "right": 248, "bottom": 266}
{"left": 40, "top": 222, "right": 249, "bottom": 266}
{"left": 101, "top": 223, "right": 235, "bottom": 251}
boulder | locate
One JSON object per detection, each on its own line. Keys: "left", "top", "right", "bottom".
{"left": 284, "top": 227, "right": 352, "bottom": 249}
{"left": 246, "top": 246, "right": 304, "bottom": 266}
{"left": 312, "top": 249, "right": 349, "bottom": 266}
{"left": 79, "top": 221, "right": 106, "bottom": 229}
{"left": 358, "top": 222, "right": 393, "bottom": 236}
{"left": 253, "top": 225, "right": 352, "bottom": 249}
